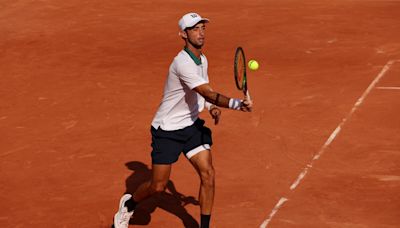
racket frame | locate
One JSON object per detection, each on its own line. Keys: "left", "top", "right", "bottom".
{"left": 234, "top": 47, "right": 251, "bottom": 99}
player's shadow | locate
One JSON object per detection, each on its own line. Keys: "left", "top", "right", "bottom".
{"left": 125, "top": 161, "right": 199, "bottom": 228}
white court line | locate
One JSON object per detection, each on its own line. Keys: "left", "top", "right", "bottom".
{"left": 259, "top": 59, "right": 399, "bottom": 228}
{"left": 376, "top": 86, "right": 400, "bottom": 90}
{"left": 259, "top": 197, "right": 288, "bottom": 228}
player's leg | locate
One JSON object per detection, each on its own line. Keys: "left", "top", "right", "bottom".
{"left": 129, "top": 125, "right": 180, "bottom": 204}
{"left": 189, "top": 149, "right": 215, "bottom": 228}
{"left": 113, "top": 164, "right": 171, "bottom": 228}
{"left": 114, "top": 124, "right": 183, "bottom": 228}
{"left": 133, "top": 164, "right": 172, "bottom": 201}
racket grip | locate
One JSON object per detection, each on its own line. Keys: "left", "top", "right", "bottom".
{"left": 245, "top": 90, "right": 251, "bottom": 101}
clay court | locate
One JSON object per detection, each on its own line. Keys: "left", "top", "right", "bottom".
{"left": 1, "top": 0, "right": 400, "bottom": 227}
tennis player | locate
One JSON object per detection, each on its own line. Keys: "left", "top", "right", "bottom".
{"left": 113, "top": 12, "right": 252, "bottom": 228}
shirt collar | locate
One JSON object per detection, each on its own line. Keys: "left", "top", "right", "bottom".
{"left": 184, "top": 47, "right": 202, "bottom": 65}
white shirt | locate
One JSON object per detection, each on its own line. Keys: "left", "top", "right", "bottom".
{"left": 151, "top": 49, "right": 212, "bottom": 130}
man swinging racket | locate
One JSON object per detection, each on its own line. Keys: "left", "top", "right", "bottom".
{"left": 113, "top": 12, "right": 253, "bottom": 228}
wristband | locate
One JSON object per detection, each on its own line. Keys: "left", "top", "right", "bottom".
{"left": 228, "top": 98, "right": 242, "bottom": 110}
{"left": 209, "top": 105, "right": 218, "bottom": 111}
{"left": 205, "top": 101, "right": 213, "bottom": 111}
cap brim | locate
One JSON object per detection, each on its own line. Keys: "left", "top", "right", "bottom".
{"left": 201, "top": 18, "right": 210, "bottom": 23}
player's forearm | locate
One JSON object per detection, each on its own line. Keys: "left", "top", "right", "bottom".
{"left": 204, "top": 91, "right": 230, "bottom": 108}
{"left": 194, "top": 83, "right": 243, "bottom": 110}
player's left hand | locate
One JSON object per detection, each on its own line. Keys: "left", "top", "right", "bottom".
{"left": 209, "top": 106, "right": 221, "bottom": 125}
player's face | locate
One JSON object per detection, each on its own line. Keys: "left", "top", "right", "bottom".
{"left": 186, "top": 23, "right": 206, "bottom": 48}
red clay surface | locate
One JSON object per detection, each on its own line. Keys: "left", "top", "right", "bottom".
{"left": 1, "top": 0, "right": 400, "bottom": 227}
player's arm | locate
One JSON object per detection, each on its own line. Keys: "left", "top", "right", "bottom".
{"left": 194, "top": 83, "right": 252, "bottom": 112}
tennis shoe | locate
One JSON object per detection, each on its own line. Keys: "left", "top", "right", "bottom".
{"left": 113, "top": 194, "right": 134, "bottom": 228}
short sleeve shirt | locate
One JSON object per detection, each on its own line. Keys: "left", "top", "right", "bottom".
{"left": 151, "top": 49, "right": 209, "bottom": 130}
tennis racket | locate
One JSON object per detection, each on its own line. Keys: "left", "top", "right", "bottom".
{"left": 234, "top": 47, "right": 251, "bottom": 100}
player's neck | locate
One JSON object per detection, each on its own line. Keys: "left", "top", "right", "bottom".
{"left": 185, "top": 44, "right": 202, "bottom": 58}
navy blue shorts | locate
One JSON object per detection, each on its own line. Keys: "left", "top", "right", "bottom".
{"left": 150, "top": 118, "right": 213, "bottom": 164}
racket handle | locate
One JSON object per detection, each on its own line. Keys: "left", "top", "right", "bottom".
{"left": 245, "top": 90, "right": 251, "bottom": 101}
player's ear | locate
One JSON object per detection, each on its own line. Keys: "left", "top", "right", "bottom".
{"left": 179, "top": 30, "right": 188, "bottom": 39}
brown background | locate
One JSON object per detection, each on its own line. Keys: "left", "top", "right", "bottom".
{"left": 1, "top": 0, "right": 399, "bottom": 227}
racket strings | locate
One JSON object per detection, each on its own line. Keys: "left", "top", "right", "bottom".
{"left": 235, "top": 49, "right": 246, "bottom": 90}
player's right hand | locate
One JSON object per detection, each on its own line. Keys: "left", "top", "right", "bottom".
{"left": 209, "top": 106, "right": 221, "bottom": 125}
{"left": 241, "top": 96, "right": 253, "bottom": 112}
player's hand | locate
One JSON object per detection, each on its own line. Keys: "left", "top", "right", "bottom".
{"left": 209, "top": 106, "right": 221, "bottom": 125}
{"left": 240, "top": 96, "right": 253, "bottom": 112}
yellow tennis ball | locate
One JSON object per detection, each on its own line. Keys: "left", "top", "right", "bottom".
{"left": 248, "top": 60, "right": 259, "bottom": 71}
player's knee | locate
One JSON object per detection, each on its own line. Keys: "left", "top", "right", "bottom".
{"left": 150, "top": 182, "right": 167, "bottom": 193}
{"left": 200, "top": 166, "right": 215, "bottom": 188}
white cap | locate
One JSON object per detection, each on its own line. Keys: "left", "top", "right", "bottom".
{"left": 178, "top": 12, "right": 209, "bottom": 31}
